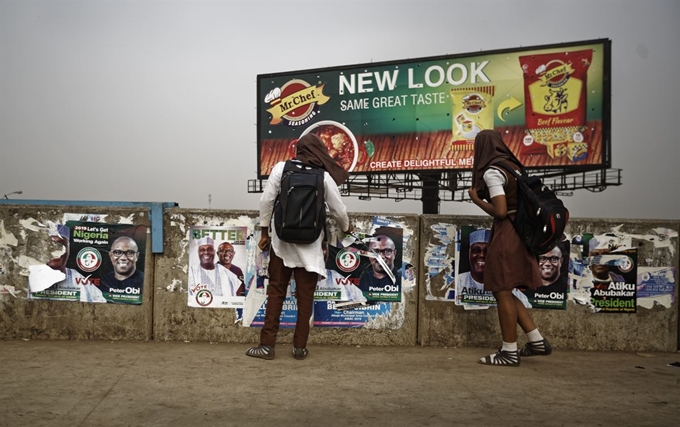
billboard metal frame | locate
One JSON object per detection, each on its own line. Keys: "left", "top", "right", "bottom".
{"left": 248, "top": 167, "right": 622, "bottom": 205}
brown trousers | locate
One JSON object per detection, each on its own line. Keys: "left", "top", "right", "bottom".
{"left": 260, "top": 248, "right": 319, "bottom": 348}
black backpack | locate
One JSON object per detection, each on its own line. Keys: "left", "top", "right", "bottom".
{"left": 273, "top": 160, "right": 326, "bottom": 244}
{"left": 494, "top": 161, "right": 569, "bottom": 256}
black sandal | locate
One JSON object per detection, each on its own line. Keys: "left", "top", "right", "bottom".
{"left": 246, "top": 344, "right": 275, "bottom": 360}
{"left": 293, "top": 347, "right": 308, "bottom": 360}
{"left": 519, "top": 339, "right": 552, "bottom": 357}
{"left": 478, "top": 349, "right": 520, "bottom": 366}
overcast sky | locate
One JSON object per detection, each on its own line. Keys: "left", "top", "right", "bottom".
{"left": 1, "top": 0, "right": 678, "bottom": 220}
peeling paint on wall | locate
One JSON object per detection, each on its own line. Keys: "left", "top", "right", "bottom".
{"left": 611, "top": 225, "right": 678, "bottom": 256}
{"left": 165, "top": 278, "right": 183, "bottom": 293}
{"left": 18, "top": 218, "right": 46, "bottom": 232}
{"left": 17, "top": 255, "right": 43, "bottom": 276}
{"left": 424, "top": 223, "right": 456, "bottom": 301}
{"left": 168, "top": 214, "right": 190, "bottom": 272}
{"left": 117, "top": 214, "right": 136, "bottom": 224}
{"left": 18, "top": 218, "right": 62, "bottom": 239}
{"left": 63, "top": 213, "right": 109, "bottom": 223}
{"left": 170, "top": 213, "right": 186, "bottom": 230}
{"left": 0, "top": 220, "right": 18, "bottom": 247}
{"left": 365, "top": 300, "right": 406, "bottom": 329}
{"left": 0, "top": 285, "right": 18, "bottom": 298}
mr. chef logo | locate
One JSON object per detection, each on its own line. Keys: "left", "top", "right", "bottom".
{"left": 462, "top": 93, "right": 487, "bottom": 114}
{"left": 265, "top": 79, "right": 330, "bottom": 127}
{"left": 536, "top": 60, "right": 575, "bottom": 88}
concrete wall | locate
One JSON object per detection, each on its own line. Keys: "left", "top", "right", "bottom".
{"left": 0, "top": 205, "right": 417, "bottom": 346}
{"left": 418, "top": 215, "right": 680, "bottom": 352}
{"left": 1, "top": 204, "right": 678, "bottom": 352}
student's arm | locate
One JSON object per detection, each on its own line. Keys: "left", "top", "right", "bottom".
{"left": 258, "top": 163, "right": 283, "bottom": 250}
{"left": 468, "top": 168, "right": 508, "bottom": 219}
{"left": 469, "top": 188, "right": 507, "bottom": 219}
{"left": 324, "top": 173, "right": 351, "bottom": 233}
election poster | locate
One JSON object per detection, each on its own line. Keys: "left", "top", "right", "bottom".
{"left": 28, "top": 221, "right": 147, "bottom": 304}
{"left": 520, "top": 240, "right": 570, "bottom": 309}
{"left": 454, "top": 226, "right": 494, "bottom": 307}
{"left": 187, "top": 226, "right": 247, "bottom": 309}
{"left": 587, "top": 246, "right": 638, "bottom": 313}
{"left": 337, "top": 226, "right": 404, "bottom": 303}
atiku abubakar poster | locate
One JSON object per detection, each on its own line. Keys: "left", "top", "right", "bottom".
{"left": 187, "top": 226, "right": 247, "bottom": 308}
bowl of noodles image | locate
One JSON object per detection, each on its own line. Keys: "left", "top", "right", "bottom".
{"left": 299, "top": 121, "right": 359, "bottom": 172}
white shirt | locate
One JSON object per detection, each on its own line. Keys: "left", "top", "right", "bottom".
{"left": 457, "top": 271, "right": 484, "bottom": 293}
{"left": 484, "top": 168, "right": 507, "bottom": 199}
{"left": 260, "top": 161, "right": 350, "bottom": 278}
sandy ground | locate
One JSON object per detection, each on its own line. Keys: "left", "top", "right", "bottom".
{"left": 1, "top": 340, "right": 679, "bottom": 427}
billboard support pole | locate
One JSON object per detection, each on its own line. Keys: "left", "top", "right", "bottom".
{"left": 421, "top": 172, "right": 441, "bottom": 214}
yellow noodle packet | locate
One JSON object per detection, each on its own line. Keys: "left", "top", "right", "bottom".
{"left": 450, "top": 85, "right": 495, "bottom": 150}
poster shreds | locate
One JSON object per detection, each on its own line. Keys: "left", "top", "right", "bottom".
{"left": 636, "top": 267, "right": 676, "bottom": 308}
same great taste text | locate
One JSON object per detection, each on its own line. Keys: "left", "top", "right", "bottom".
{"left": 340, "top": 92, "right": 446, "bottom": 111}
{"left": 338, "top": 62, "right": 488, "bottom": 111}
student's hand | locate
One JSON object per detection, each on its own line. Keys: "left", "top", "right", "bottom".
{"left": 258, "top": 235, "right": 270, "bottom": 251}
{"left": 468, "top": 187, "right": 478, "bottom": 202}
{"left": 344, "top": 222, "right": 354, "bottom": 235}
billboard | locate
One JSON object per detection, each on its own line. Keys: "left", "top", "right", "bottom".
{"left": 257, "top": 39, "right": 611, "bottom": 177}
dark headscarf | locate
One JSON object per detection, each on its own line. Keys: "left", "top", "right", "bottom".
{"left": 472, "top": 130, "right": 520, "bottom": 197}
{"left": 295, "top": 133, "right": 350, "bottom": 185}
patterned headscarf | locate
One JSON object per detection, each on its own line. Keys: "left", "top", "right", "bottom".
{"left": 471, "top": 130, "right": 520, "bottom": 197}
{"left": 295, "top": 133, "right": 350, "bottom": 185}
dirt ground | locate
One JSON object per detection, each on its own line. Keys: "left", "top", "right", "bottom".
{"left": 1, "top": 340, "right": 679, "bottom": 427}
